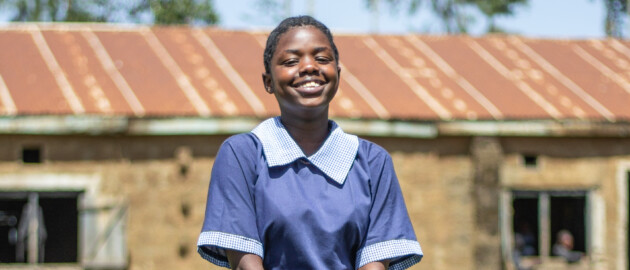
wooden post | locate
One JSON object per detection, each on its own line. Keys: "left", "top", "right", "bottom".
{"left": 539, "top": 193, "right": 550, "bottom": 261}
{"left": 27, "top": 193, "right": 39, "bottom": 264}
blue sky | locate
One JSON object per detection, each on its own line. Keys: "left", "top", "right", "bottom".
{"left": 215, "top": 0, "right": 609, "bottom": 39}
{"left": 0, "top": 0, "right": 610, "bottom": 39}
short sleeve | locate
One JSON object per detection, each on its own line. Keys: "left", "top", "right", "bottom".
{"left": 197, "top": 137, "right": 263, "bottom": 268}
{"left": 355, "top": 152, "right": 423, "bottom": 270}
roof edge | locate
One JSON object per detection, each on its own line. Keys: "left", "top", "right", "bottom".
{"left": 437, "top": 120, "right": 630, "bottom": 137}
{"left": 0, "top": 116, "right": 628, "bottom": 137}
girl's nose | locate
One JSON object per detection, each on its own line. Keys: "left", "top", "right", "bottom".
{"left": 299, "top": 57, "right": 319, "bottom": 75}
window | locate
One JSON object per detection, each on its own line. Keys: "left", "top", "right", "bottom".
{"left": 0, "top": 192, "right": 79, "bottom": 263}
{"left": 0, "top": 174, "right": 128, "bottom": 269}
{"left": 21, "top": 146, "right": 42, "bottom": 164}
{"left": 513, "top": 196, "right": 539, "bottom": 255}
{"left": 521, "top": 154, "right": 538, "bottom": 168}
{"left": 509, "top": 190, "right": 588, "bottom": 263}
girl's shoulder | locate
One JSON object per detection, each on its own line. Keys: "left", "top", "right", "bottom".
{"left": 220, "top": 133, "right": 263, "bottom": 156}
{"left": 357, "top": 138, "right": 392, "bottom": 164}
{"left": 214, "top": 133, "right": 264, "bottom": 174}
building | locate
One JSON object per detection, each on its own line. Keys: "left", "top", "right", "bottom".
{"left": 0, "top": 24, "right": 629, "bottom": 269}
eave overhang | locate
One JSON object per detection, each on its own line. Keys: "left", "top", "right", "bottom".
{"left": 1, "top": 116, "right": 628, "bottom": 138}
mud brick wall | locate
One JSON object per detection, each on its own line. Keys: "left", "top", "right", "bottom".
{"left": 1, "top": 135, "right": 629, "bottom": 269}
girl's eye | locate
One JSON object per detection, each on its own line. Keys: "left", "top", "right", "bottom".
{"left": 283, "top": 59, "right": 298, "bottom": 66}
{"left": 316, "top": 57, "right": 332, "bottom": 64}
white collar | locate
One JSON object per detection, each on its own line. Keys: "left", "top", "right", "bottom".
{"left": 251, "top": 117, "right": 359, "bottom": 185}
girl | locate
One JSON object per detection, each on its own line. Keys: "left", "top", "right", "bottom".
{"left": 197, "top": 15, "right": 423, "bottom": 270}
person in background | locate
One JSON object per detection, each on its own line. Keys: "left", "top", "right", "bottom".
{"left": 552, "top": 230, "right": 582, "bottom": 263}
{"left": 515, "top": 222, "right": 536, "bottom": 256}
{"left": 513, "top": 233, "right": 530, "bottom": 270}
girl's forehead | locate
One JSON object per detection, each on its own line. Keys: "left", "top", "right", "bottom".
{"left": 277, "top": 26, "right": 329, "bottom": 46}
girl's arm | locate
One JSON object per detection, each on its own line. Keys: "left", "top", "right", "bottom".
{"left": 226, "top": 250, "right": 264, "bottom": 270}
{"left": 226, "top": 250, "right": 388, "bottom": 270}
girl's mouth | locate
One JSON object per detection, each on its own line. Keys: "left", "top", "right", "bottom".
{"left": 293, "top": 80, "right": 326, "bottom": 95}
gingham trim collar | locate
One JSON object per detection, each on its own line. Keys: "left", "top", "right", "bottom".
{"left": 252, "top": 117, "right": 359, "bottom": 185}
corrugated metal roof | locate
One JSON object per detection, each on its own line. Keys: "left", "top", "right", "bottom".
{"left": 1, "top": 23, "right": 629, "bottom": 122}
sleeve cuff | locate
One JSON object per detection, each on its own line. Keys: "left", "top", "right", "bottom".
{"left": 197, "top": 231, "right": 264, "bottom": 268}
{"left": 355, "top": 239, "right": 423, "bottom": 270}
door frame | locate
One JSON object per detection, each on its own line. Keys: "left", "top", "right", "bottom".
{"left": 617, "top": 161, "right": 630, "bottom": 270}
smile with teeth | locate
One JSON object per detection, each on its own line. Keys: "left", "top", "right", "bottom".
{"left": 302, "top": 81, "right": 320, "bottom": 88}
{"left": 295, "top": 81, "right": 324, "bottom": 89}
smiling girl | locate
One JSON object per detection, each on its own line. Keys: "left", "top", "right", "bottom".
{"left": 197, "top": 16, "right": 423, "bottom": 270}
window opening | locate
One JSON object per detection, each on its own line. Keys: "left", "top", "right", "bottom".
{"left": 0, "top": 196, "right": 27, "bottom": 263}
{"left": 0, "top": 192, "right": 79, "bottom": 263}
{"left": 522, "top": 154, "right": 538, "bottom": 168}
{"left": 40, "top": 196, "right": 78, "bottom": 262}
{"left": 511, "top": 190, "right": 587, "bottom": 261}
{"left": 513, "top": 197, "right": 539, "bottom": 256}
{"left": 550, "top": 196, "right": 586, "bottom": 253}
{"left": 21, "top": 146, "right": 42, "bottom": 164}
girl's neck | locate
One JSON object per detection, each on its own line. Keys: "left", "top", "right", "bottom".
{"left": 280, "top": 114, "right": 330, "bottom": 156}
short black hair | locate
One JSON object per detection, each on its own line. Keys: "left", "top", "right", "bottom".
{"left": 263, "top": 15, "right": 339, "bottom": 74}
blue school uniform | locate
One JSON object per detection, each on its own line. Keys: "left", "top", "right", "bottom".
{"left": 197, "top": 117, "right": 422, "bottom": 269}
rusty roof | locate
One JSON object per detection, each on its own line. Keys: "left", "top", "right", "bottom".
{"left": 1, "top": 24, "right": 629, "bottom": 122}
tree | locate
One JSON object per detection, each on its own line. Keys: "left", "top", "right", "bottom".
{"left": 363, "top": 0, "right": 470, "bottom": 33}
{"left": 462, "top": 0, "right": 528, "bottom": 33}
{"left": 428, "top": 0, "right": 470, "bottom": 33}
{"left": 0, "top": 0, "right": 101, "bottom": 22}
{"left": 140, "top": 0, "right": 219, "bottom": 25}
{"left": 0, "top": 0, "right": 219, "bottom": 25}
{"left": 256, "top": 0, "right": 293, "bottom": 23}
{"left": 379, "top": 0, "right": 626, "bottom": 37}
{"left": 369, "top": 0, "right": 527, "bottom": 34}
{"left": 599, "top": 0, "right": 627, "bottom": 37}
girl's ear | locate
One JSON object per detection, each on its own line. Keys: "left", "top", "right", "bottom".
{"left": 262, "top": 73, "right": 274, "bottom": 94}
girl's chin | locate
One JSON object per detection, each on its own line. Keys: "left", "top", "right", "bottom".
{"left": 282, "top": 102, "right": 329, "bottom": 113}
{"left": 299, "top": 98, "right": 331, "bottom": 107}
{"left": 294, "top": 85, "right": 326, "bottom": 96}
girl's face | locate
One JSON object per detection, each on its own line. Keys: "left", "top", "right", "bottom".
{"left": 263, "top": 26, "right": 340, "bottom": 117}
